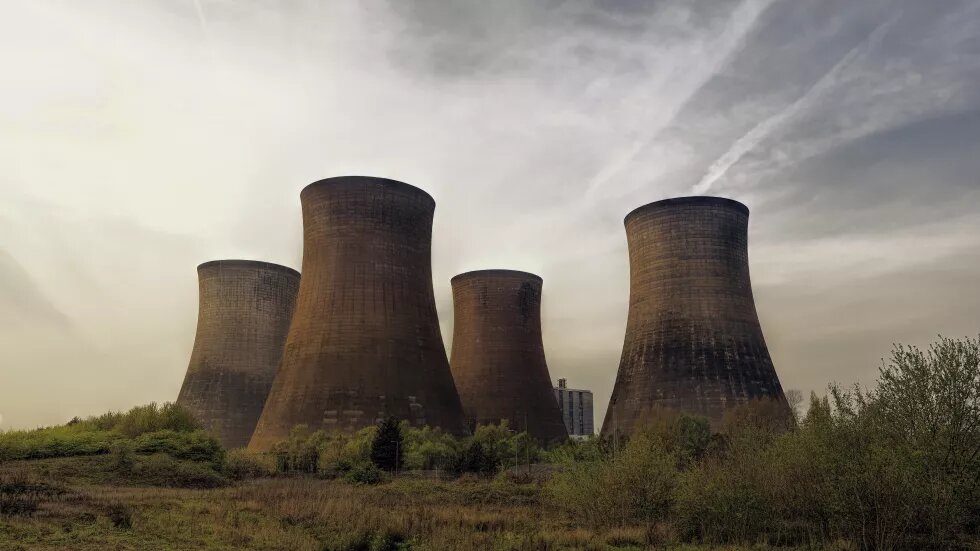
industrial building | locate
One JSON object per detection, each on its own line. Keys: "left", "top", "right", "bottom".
{"left": 449, "top": 270, "right": 568, "bottom": 443}
{"left": 177, "top": 260, "right": 300, "bottom": 449}
{"left": 554, "top": 379, "right": 594, "bottom": 438}
{"left": 249, "top": 176, "right": 468, "bottom": 451}
{"left": 602, "top": 196, "right": 789, "bottom": 437}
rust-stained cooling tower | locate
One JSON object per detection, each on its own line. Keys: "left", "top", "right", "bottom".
{"left": 449, "top": 270, "right": 568, "bottom": 443}
{"left": 249, "top": 177, "right": 468, "bottom": 451}
{"left": 602, "top": 197, "right": 789, "bottom": 437}
{"left": 177, "top": 260, "right": 300, "bottom": 449}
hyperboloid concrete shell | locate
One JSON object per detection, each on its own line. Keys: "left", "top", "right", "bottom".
{"left": 602, "top": 196, "right": 789, "bottom": 437}
{"left": 449, "top": 270, "right": 568, "bottom": 444}
{"left": 177, "top": 260, "right": 300, "bottom": 449}
{"left": 249, "top": 176, "right": 468, "bottom": 451}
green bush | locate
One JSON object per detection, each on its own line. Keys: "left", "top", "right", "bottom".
{"left": 223, "top": 449, "right": 276, "bottom": 480}
{"left": 544, "top": 436, "right": 607, "bottom": 464}
{"left": 402, "top": 425, "right": 458, "bottom": 470}
{"left": 448, "top": 440, "right": 497, "bottom": 475}
{"left": 0, "top": 402, "right": 202, "bottom": 461}
{"left": 129, "top": 453, "right": 228, "bottom": 488}
{"left": 345, "top": 462, "right": 385, "bottom": 485}
{"left": 446, "top": 422, "right": 542, "bottom": 475}
{"left": 271, "top": 425, "right": 377, "bottom": 474}
{"left": 131, "top": 429, "right": 224, "bottom": 464}
{"left": 265, "top": 421, "right": 542, "bottom": 477}
{"left": 109, "top": 402, "right": 199, "bottom": 437}
{"left": 548, "top": 429, "right": 676, "bottom": 527}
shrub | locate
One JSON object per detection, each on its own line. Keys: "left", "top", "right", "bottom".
{"left": 345, "top": 462, "right": 385, "bottom": 485}
{"left": 110, "top": 402, "right": 199, "bottom": 438}
{"left": 545, "top": 459, "right": 609, "bottom": 526}
{"left": 223, "top": 449, "right": 276, "bottom": 480}
{"left": 448, "top": 440, "right": 496, "bottom": 475}
{"left": 674, "top": 436, "right": 773, "bottom": 544}
{"left": 130, "top": 454, "right": 228, "bottom": 488}
{"left": 544, "top": 436, "right": 607, "bottom": 464}
{"left": 106, "top": 502, "right": 132, "bottom": 529}
{"left": 272, "top": 425, "right": 377, "bottom": 474}
{"left": 130, "top": 429, "right": 224, "bottom": 464}
{"left": 445, "top": 422, "right": 542, "bottom": 475}
{"left": 402, "top": 425, "right": 458, "bottom": 470}
{"left": 0, "top": 402, "right": 201, "bottom": 461}
{"left": 109, "top": 442, "right": 135, "bottom": 474}
{"left": 548, "top": 428, "right": 676, "bottom": 527}
{"left": 271, "top": 426, "right": 325, "bottom": 474}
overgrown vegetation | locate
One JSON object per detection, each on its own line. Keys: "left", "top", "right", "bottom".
{"left": 0, "top": 402, "right": 205, "bottom": 461}
{"left": 548, "top": 335, "right": 980, "bottom": 550}
{"left": 1, "top": 336, "right": 978, "bottom": 550}
{"left": 0, "top": 403, "right": 227, "bottom": 489}
{"left": 268, "top": 418, "right": 542, "bottom": 479}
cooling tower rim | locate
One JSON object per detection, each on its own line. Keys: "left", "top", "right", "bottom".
{"left": 451, "top": 269, "right": 543, "bottom": 284}
{"left": 197, "top": 259, "right": 300, "bottom": 277}
{"left": 625, "top": 196, "right": 749, "bottom": 224}
{"left": 301, "top": 176, "right": 435, "bottom": 206}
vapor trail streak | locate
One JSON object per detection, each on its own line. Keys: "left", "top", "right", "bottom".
{"left": 192, "top": 0, "right": 211, "bottom": 38}
{"left": 582, "top": 0, "right": 777, "bottom": 200}
{"left": 691, "top": 15, "right": 899, "bottom": 195}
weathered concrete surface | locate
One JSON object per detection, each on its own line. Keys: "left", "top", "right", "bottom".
{"left": 602, "top": 197, "right": 790, "bottom": 437}
{"left": 449, "top": 270, "right": 568, "bottom": 444}
{"left": 249, "top": 177, "right": 468, "bottom": 451}
{"left": 177, "top": 260, "right": 300, "bottom": 449}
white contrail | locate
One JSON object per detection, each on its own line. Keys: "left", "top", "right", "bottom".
{"left": 191, "top": 0, "right": 220, "bottom": 65}
{"left": 192, "top": 0, "right": 212, "bottom": 38}
{"left": 691, "top": 15, "right": 899, "bottom": 195}
{"left": 582, "top": 0, "right": 777, "bottom": 200}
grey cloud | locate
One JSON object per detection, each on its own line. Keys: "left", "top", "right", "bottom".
{"left": 758, "top": 107, "right": 980, "bottom": 239}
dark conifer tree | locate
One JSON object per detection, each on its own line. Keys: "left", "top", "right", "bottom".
{"left": 371, "top": 417, "right": 403, "bottom": 472}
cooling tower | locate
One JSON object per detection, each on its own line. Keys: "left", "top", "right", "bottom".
{"left": 249, "top": 176, "right": 468, "bottom": 451}
{"left": 602, "top": 196, "right": 789, "bottom": 437}
{"left": 177, "top": 260, "right": 300, "bottom": 449}
{"left": 449, "top": 270, "right": 568, "bottom": 443}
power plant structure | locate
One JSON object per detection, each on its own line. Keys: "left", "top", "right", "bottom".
{"left": 449, "top": 270, "right": 568, "bottom": 443}
{"left": 602, "top": 196, "right": 789, "bottom": 437}
{"left": 249, "top": 176, "right": 468, "bottom": 451}
{"left": 177, "top": 260, "right": 300, "bottom": 449}
{"left": 554, "top": 378, "right": 594, "bottom": 439}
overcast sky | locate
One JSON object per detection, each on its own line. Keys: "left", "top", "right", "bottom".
{"left": 2, "top": 0, "right": 978, "bottom": 430}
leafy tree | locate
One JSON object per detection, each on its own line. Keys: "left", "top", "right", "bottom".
{"left": 402, "top": 425, "right": 458, "bottom": 470}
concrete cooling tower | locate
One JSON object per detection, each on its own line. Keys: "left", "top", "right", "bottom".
{"left": 602, "top": 197, "right": 789, "bottom": 437}
{"left": 177, "top": 260, "right": 300, "bottom": 449}
{"left": 449, "top": 270, "right": 568, "bottom": 444}
{"left": 249, "top": 176, "right": 468, "bottom": 451}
